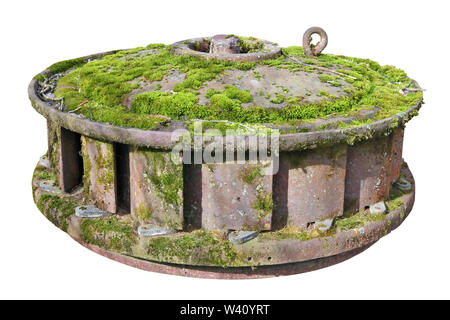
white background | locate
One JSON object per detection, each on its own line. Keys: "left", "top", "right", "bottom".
{"left": 0, "top": 0, "right": 449, "bottom": 299}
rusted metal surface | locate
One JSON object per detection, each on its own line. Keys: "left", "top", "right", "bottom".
{"left": 390, "top": 128, "right": 404, "bottom": 183}
{"left": 47, "top": 120, "right": 58, "bottom": 169}
{"left": 200, "top": 162, "right": 273, "bottom": 231}
{"left": 303, "top": 27, "right": 328, "bottom": 57}
{"left": 344, "top": 135, "right": 392, "bottom": 213}
{"left": 129, "top": 147, "right": 183, "bottom": 229}
{"left": 58, "top": 127, "right": 83, "bottom": 192}
{"left": 273, "top": 145, "right": 347, "bottom": 230}
{"left": 81, "top": 136, "right": 117, "bottom": 213}
{"left": 46, "top": 120, "right": 60, "bottom": 181}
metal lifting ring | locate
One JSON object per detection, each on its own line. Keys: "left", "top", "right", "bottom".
{"left": 303, "top": 27, "right": 328, "bottom": 57}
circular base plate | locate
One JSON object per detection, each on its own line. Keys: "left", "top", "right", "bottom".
{"left": 75, "top": 238, "right": 374, "bottom": 279}
{"left": 33, "top": 158, "right": 415, "bottom": 279}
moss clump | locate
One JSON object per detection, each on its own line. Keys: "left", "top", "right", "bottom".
{"left": 33, "top": 166, "right": 56, "bottom": 181}
{"left": 34, "top": 73, "right": 47, "bottom": 82}
{"left": 270, "top": 93, "right": 285, "bottom": 104}
{"left": 48, "top": 57, "right": 86, "bottom": 76}
{"left": 142, "top": 149, "right": 183, "bottom": 213}
{"left": 387, "top": 184, "right": 407, "bottom": 212}
{"left": 136, "top": 202, "right": 153, "bottom": 222}
{"left": 252, "top": 191, "right": 273, "bottom": 218}
{"left": 94, "top": 140, "right": 115, "bottom": 190}
{"left": 235, "top": 61, "right": 256, "bottom": 71}
{"left": 317, "top": 90, "right": 330, "bottom": 97}
{"left": 238, "top": 165, "right": 263, "bottom": 184}
{"left": 221, "top": 85, "right": 253, "bottom": 103}
{"left": 318, "top": 74, "right": 341, "bottom": 87}
{"left": 238, "top": 36, "right": 264, "bottom": 53}
{"left": 261, "top": 225, "right": 335, "bottom": 242}
{"left": 37, "top": 194, "right": 76, "bottom": 232}
{"left": 335, "top": 210, "right": 385, "bottom": 231}
{"left": 81, "top": 216, "right": 136, "bottom": 253}
{"left": 146, "top": 230, "right": 242, "bottom": 267}
{"left": 132, "top": 91, "right": 199, "bottom": 119}
{"left": 388, "top": 198, "right": 404, "bottom": 212}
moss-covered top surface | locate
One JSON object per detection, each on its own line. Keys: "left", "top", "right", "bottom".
{"left": 36, "top": 38, "right": 422, "bottom": 131}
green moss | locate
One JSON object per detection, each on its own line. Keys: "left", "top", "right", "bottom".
{"left": 136, "top": 202, "right": 153, "bottom": 222}
{"left": 238, "top": 165, "right": 263, "bottom": 184}
{"left": 79, "top": 103, "right": 169, "bottom": 130}
{"left": 318, "top": 74, "right": 341, "bottom": 87}
{"left": 204, "top": 85, "right": 253, "bottom": 105}
{"left": 261, "top": 225, "right": 335, "bottom": 242}
{"left": 141, "top": 150, "right": 183, "bottom": 211}
{"left": 253, "top": 71, "right": 262, "bottom": 79}
{"left": 388, "top": 198, "right": 404, "bottom": 212}
{"left": 235, "top": 61, "right": 256, "bottom": 71}
{"left": 146, "top": 230, "right": 242, "bottom": 267}
{"left": 81, "top": 216, "right": 136, "bottom": 253}
{"left": 270, "top": 93, "right": 285, "bottom": 104}
{"left": 34, "top": 73, "right": 47, "bottom": 82}
{"left": 252, "top": 191, "right": 273, "bottom": 218}
{"left": 94, "top": 141, "right": 115, "bottom": 189}
{"left": 335, "top": 210, "right": 385, "bottom": 231}
{"left": 47, "top": 57, "right": 86, "bottom": 75}
{"left": 339, "top": 118, "right": 373, "bottom": 130}
{"left": 33, "top": 166, "right": 56, "bottom": 181}
{"left": 317, "top": 90, "right": 330, "bottom": 97}
{"left": 132, "top": 91, "right": 200, "bottom": 119}
{"left": 387, "top": 183, "right": 408, "bottom": 213}
{"left": 37, "top": 194, "right": 76, "bottom": 232}
{"left": 223, "top": 85, "right": 253, "bottom": 103}
{"left": 238, "top": 37, "right": 264, "bottom": 53}
{"left": 344, "top": 87, "right": 353, "bottom": 94}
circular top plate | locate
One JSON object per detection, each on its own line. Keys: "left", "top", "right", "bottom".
{"left": 29, "top": 38, "right": 423, "bottom": 150}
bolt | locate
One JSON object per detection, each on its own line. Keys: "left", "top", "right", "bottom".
{"left": 228, "top": 231, "right": 259, "bottom": 244}
{"left": 370, "top": 201, "right": 387, "bottom": 214}
{"left": 137, "top": 225, "right": 176, "bottom": 237}
{"left": 315, "top": 218, "right": 334, "bottom": 231}
{"left": 75, "top": 205, "right": 112, "bottom": 218}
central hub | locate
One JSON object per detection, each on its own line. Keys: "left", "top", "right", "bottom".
{"left": 171, "top": 35, "right": 281, "bottom": 61}
{"left": 209, "top": 34, "right": 241, "bottom": 55}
